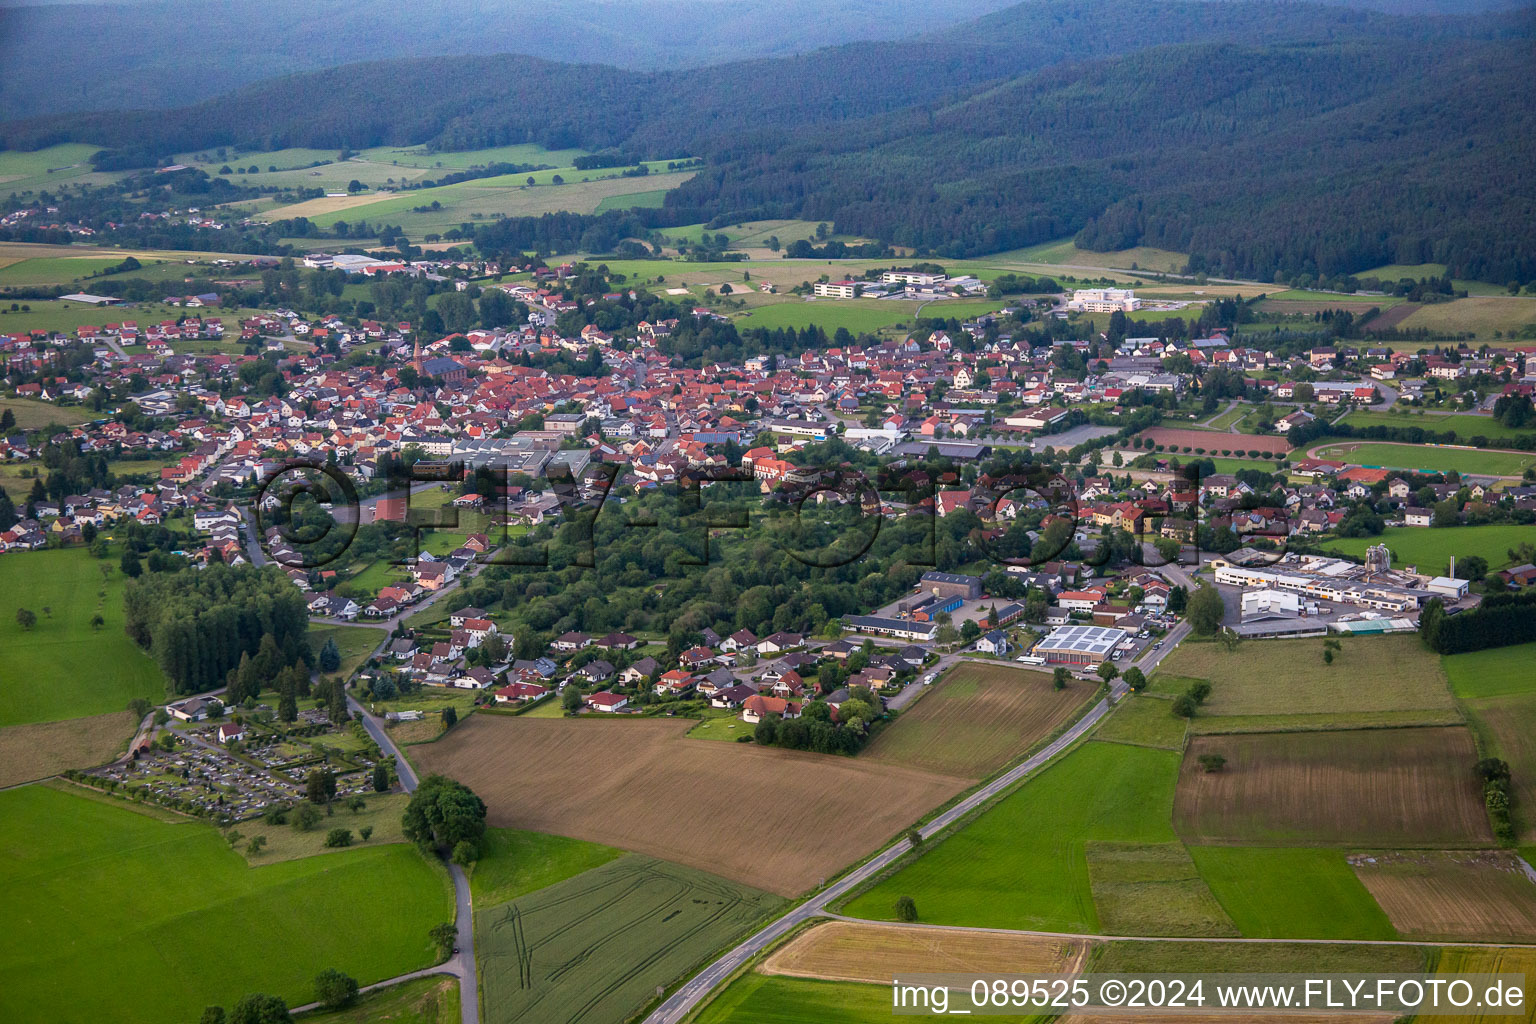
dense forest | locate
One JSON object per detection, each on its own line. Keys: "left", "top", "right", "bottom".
{"left": 3, "top": 0, "right": 1533, "bottom": 282}
{"left": 123, "top": 564, "right": 314, "bottom": 695}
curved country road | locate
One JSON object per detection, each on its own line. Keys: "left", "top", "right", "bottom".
{"left": 350, "top": 693, "right": 481, "bottom": 1024}
{"left": 642, "top": 678, "right": 1128, "bottom": 1024}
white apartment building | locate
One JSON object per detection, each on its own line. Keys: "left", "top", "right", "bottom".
{"left": 1066, "top": 288, "right": 1142, "bottom": 313}
{"left": 879, "top": 270, "right": 947, "bottom": 286}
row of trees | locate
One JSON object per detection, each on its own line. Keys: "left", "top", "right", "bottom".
{"left": 1420, "top": 592, "right": 1536, "bottom": 655}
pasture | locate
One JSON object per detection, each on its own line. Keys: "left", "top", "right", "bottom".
{"left": 842, "top": 741, "right": 1180, "bottom": 932}
{"left": 1311, "top": 441, "right": 1536, "bottom": 476}
{"left": 1174, "top": 728, "right": 1492, "bottom": 847}
{"left": 1187, "top": 846, "right": 1396, "bottom": 940}
{"left": 1339, "top": 408, "right": 1536, "bottom": 445}
{"left": 470, "top": 827, "right": 622, "bottom": 907}
{"left": 412, "top": 715, "right": 967, "bottom": 896}
{"left": 476, "top": 855, "right": 781, "bottom": 1024}
{"left": 303, "top": 975, "right": 459, "bottom": 1024}
{"left": 1094, "top": 695, "right": 1188, "bottom": 749}
{"left": 1444, "top": 641, "right": 1536, "bottom": 699}
{"left": 863, "top": 660, "right": 1094, "bottom": 778}
{"left": 1084, "top": 842, "right": 1237, "bottom": 937}
{"left": 1350, "top": 850, "right": 1536, "bottom": 942}
{"left": 0, "top": 143, "right": 107, "bottom": 191}
{"left": 0, "top": 255, "right": 129, "bottom": 287}
{"left": 1154, "top": 634, "right": 1455, "bottom": 726}
{"left": 760, "top": 920, "right": 1086, "bottom": 985}
{"left": 1326, "top": 523, "right": 1536, "bottom": 576}
{"left": 0, "top": 784, "right": 452, "bottom": 1024}
{"left": 0, "top": 546, "right": 167, "bottom": 727}
{"left": 0, "top": 710, "right": 136, "bottom": 788}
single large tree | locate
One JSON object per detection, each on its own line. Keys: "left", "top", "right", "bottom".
{"left": 402, "top": 775, "right": 487, "bottom": 857}
{"left": 1185, "top": 585, "right": 1225, "bottom": 635}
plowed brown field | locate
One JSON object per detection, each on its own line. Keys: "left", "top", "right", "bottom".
{"left": 413, "top": 715, "right": 969, "bottom": 896}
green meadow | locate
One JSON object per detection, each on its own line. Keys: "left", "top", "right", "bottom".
{"left": 469, "top": 827, "right": 623, "bottom": 907}
{"left": 696, "top": 973, "right": 1050, "bottom": 1024}
{"left": 1339, "top": 409, "right": 1536, "bottom": 446}
{"left": 0, "top": 784, "right": 452, "bottom": 1024}
{"left": 1188, "top": 846, "right": 1396, "bottom": 940}
{"left": 1443, "top": 642, "right": 1536, "bottom": 700}
{"left": 0, "top": 546, "right": 166, "bottom": 727}
{"left": 1311, "top": 441, "right": 1535, "bottom": 476}
{"left": 736, "top": 299, "right": 924, "bottom": 334}
{"left": 1326, "top": 523, "right": 1536, "bottom": 576}
{"left": 842, "top": 741, "right": 1180, "bottom": 932}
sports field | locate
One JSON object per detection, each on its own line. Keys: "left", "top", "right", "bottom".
{"left": 1339, "top": 409, "right": 1536, "bottom": 445}
{"left": 1174, "top": 728, "right": 1492, "bottom": 847}
{"left": 863, "top": 660, "right": 1093, "bottom": 778}
{"left": 1326, "top": 523, "right": 1536, "bottom": 576}
{"left": 1350, "top": 850, "right": 1536, "bottom": 942}
{"left": 413, "top": 715, "right": 968, "bottom": 896}
{"left": 760, "top": 920, "right": 1086, "bottom": 984}
{"left": 0, "top": 784, "right": 452, "bottom": 1024}
{"left": 0, "top": 547, "right": 167, "bottom": 727}
{"left": 1154, "top": 634, "right": 1455, "bottom": 727}
{"left": 1311, "top": 441, "right": 1536, "bottom": 476}
{"left": 1187, "top": 846, "right": 1396, "bottom": 940}
{"left": 476, "top": 855, "right": 782, "bottom": 1024}
{"left": 842, "top": 741, "right": 1180, "bottom": 932}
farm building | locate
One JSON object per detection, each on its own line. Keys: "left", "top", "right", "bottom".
{"left": 1033, "top": 624, "right": 1126, "bottom": 666}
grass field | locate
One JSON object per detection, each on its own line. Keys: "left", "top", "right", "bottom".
{"left": 309, "top": 623, "right": 386, "bottom": 679}
{"left": 1461, "top": 691, "right": 1536, "bottom": 842}
{"left": 0, "top": 143, "right": 107, "bottom": 191}
{"left": 176, "top": 142, "right": 595, "bottom": 193}
{"left": 843, "top": 741, "right": 1179, "bottom": 932}
{"left": 0, "top": 547, "right": 167, "bottom": 727}
{"left": 1351, "top": 850, "right": 1536, "bottom": 942}
{"left": 413, "top": 715, "right": 967, "bottom": 896}
{"left": 1094, "top": 695, "right": 1188, "bottom": 749}
{"left": 997, "top": 236, "right": 1188, "bottom": 274}
{"left": 469, "top": 827, "right": 622, "bottom": 907}
{"left": 862, "top": 661, "right": 1093, "bottom": 778}
{"left": 760, "top": 920, "right": 1085, "bottom": 985}
{"left": 1174, "top": 728, "right": 1492, "bottom": 847}
{"left": 1154, "top": 634, "right": 1455, "bottom": 726}
{"left": 695, "top": 974, "right": 1041, "bottom": 1024}
{"left": 1339, "top": 409, "right": 1536, "bottom": 445}
{"left": 0, "top": 710, "right": 136, "bottom": 788}
{"left": 1084, "top": 841, "right": 1237, "bottom": 937}
{"left": 0, "top": 784, "right": 452, "bottom": 1024}
{"left": 1326, "top": 523, "right": 1536, "bottom": 575}
{"left": 595, "top": 187, "right": 670, "bottom": 211}
{"left": 1397, "top": 296, "right": 1536, "bottom": 338}
{"left": 735, "top": 298, "right": 926, "bottom": 334}
{"left": 1096, "top": 938, "right": 1427, "bottom": 975}
{"left": 0, "top": 396, "right": 93, "bottom": 429}
{"left": 301, "top": 975, "right": 459, "bottom": 1024}
{"left": 1444, "top": 642, "right": 1536, "bottom": 699}
{"left": 1311, "top": 441, "right": 1536, "bottom": 476}
{"left": 476, "top": 855, "right": 782, "bottom": 1024}
{"left": 231, "top": 793, "right": 410, "bottom": 864}
{"left": 0, "top": 255, "right": 131, "bottom": 287}
{"left": 1188, "top": 846, "right": 1396, "bottom": 940}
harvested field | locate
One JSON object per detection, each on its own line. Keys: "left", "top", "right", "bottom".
{"left": 412, "top": 716, "right": 968, "bottom": 895}
{"left": 863, "top": 660, "right": 1093, "bottom": 778}
{"left": 476, "top": 855, "right": 780, "bottom": 1024}
{"left": 760, "top": 920, "right": 1087, "bottom": 984}
{"left": 1350, "top": 850, "right": 1536, "bottom": 942}
{"left": 1136, "top": 427, "right": 1291, "bottom": 456}
{"left": 1155, "top": 634, "right": 1454, "bottom": 722}
{"left": 0, "top": 711, "right": 135, "bottom": 788}
{"left": 1174, "top": 728, "right": 1492, "bottom": 847}
{"left": 1363, "top": 303, "right": 1420, "bottom": 331}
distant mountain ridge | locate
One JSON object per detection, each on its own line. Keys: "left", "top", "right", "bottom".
{"left": 3, "top": 0, "right": 1533, "bottom": 283}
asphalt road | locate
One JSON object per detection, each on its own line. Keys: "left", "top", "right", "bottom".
{"left": 642, "top": 676, "right": 1127, "bottom": 1024}
{"left": 350, "top": 695, "right": 479, "bottom": 1024}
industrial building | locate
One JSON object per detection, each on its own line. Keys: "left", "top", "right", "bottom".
{"left": 919, "top": 571, "right": 982, "bottom": 601}
{"left": 1210, "top": 556, "right": 1438, "bottom": 613}
{"left": 844, "top": 616, "right": 938, "bottom": 642}
{"left": 1033, "top": 624, "right": 1127, "bottom": 666}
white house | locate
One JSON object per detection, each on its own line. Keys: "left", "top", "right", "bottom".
{"left": 976, "top": 630, "right": 1009, "bottom": 655}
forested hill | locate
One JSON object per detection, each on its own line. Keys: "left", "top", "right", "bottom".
{"left": 2, "top": 0, "right": 1533, "bottom": 282}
